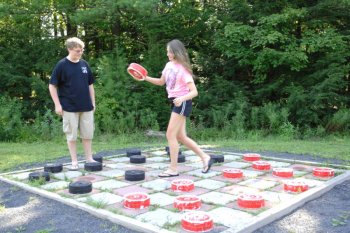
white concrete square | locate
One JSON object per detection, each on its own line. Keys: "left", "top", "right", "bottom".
{"left": 224, "top": 154, "right": 241, "bottom": 160}
{"left": 141, "top": 179, "right": 171, "bottom": 191}
{"left": 146, "top": 170, "right": 163, "bottom": 178}
{"left": 136, "top": 209, "right": 181, "bottom": 227}
{"left": 41, "top": 181, "right": 69, "bottom": 190}
{"left": 294, "top": 170, "right": 309, "bottom": 177}
{"left": 95, "top": 169, "right": 125, "bottom": 178}
{"left": 199, "top": 191, "right": 236, "bottom": 205}
{"left": 242, "top": 169, "right": 265, "bottom": 178}
{"left": 186, "top": 162, "right": 203, "bottom": 169}
{"left": 149, "top": 192, "right": 175, "bottom": 206}
{"left": 209, "top": 207, "right": 254, "bottom": 229}
{"left": 105, "top": 163, "right": 133, "bottom": 169}
{"left": 53, "top": 171, "right": 83, "bottom": 180}
{"left": 79, "top": 192, "right": 123, "bottom": 205}
{"left": 108, "top": 157, "right": 130, "bottom": 162}
{"left": 150, "top": 150, "right": 167, "bottom": 156}
{"left": 186, "top": 156, "right": 202, "bottom": 162}
{"left": 221, "top": 185, "right": 260, "bottom": 195}
{"left": 187, "top": 169, "right": 221, "bottom": 178}
{"left": 147, "top": 156, "right": 168, "bottom": 162}
{"left": 266, "top": 161, "right": 291, "bottom": 168}
{"left": 11, "top": 172, "right": 32, "bottom": 180}
{"left": 239, "top": 179, "right": 278, "bottom": 190}
{"left": 144, "top": 163, "right": 169, "bottom": 170}
{"left": 260, "top": 191, "right": 294, "bottom": 204}
{"left": 225, "top": 161, "right": 251, "bottom": 169}
{"left": 93, "top": 179, "right": 130, "bottom": 189}
{"left": 195, "top": 179, "right": 227, "bottom": 190}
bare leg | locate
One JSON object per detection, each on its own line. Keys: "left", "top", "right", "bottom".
{"left": 67, "top": 140, "right": 78, "bottom": 165}
{"left": 82, "top": 139, "right": 96, "bottom": 162}
{"left": 166, "top": 112, "right": 186, "bottom": 173}
{"left": 177, "top": 120, "right": 211, "bottom": 168}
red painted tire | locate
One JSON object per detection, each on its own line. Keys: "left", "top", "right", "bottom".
{"left": 174, "top": 195, "right": 201, "bottom": 211}
{"left": 127, "top": 63, "right": 148, "bottom": 81}
{"left": 284, "top": 180, "right": 309, "bottom": 193}
{"left": 273, "top": 168, "right": 294, "bottom": 178}
{"left": 223, "top": 168, "right": 243, "bottom": 179}
{"left": 313, "top": 167, "right": 334, "bottom": 178}
{"left": 171, "top": 179, "right": 195, "bottom": 192}
{"left": 123, "top": 192, "right": 150, "bottom": 209}
{"left": 181, "top": 211, "right": 213, "bottom": 232}
{"left": 252, "top": 161, "right": 271, "bottom": 170}
{"left": 237, "top": 193, "right": 265, "bottom": 209}
{"left": 243, "top": 153, "right": 261, "bottom": 162}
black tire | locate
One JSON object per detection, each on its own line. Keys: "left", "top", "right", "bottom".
{"left": 29, "top": 172, "right": 50, "bottom": 181}
{"left": 178, "top": 154, "right": 186, "bottom": 163}
{"left": 84, "top": 162, "right": 103, "bottom": 172}
{"left": 69, "top": 181, "right": 92, "bottom": 194}
{"left": 125, "top": 170, "right": 145, "bottom": 181}
{"left": 126, "top": 148, "right": 141, "bottom": 157}
{"left": 210, "top": 154, "right": 225, "bottom": 163}
{"left": 130, "top": 155, "right": 146, "bottom": 164}
{"left": 93, "top": 155, "right": 103, "bottom": 163}
{"left": 44, "top": 163, "right": 63, "bottom": 173}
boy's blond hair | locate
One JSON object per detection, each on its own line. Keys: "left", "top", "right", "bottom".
{"left": 65, "top": 37, "right": 85, "bottom": 49}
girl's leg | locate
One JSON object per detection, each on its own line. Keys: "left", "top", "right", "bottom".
{"left": 165, "top": 112, "right": 186, "bottom": 173}
{"left": 177, "top": 120, "right": 211, "bottom": 171}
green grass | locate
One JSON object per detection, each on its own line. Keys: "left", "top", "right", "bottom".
{"left": 0, "top": 133, "right": 349, "bottom": 172}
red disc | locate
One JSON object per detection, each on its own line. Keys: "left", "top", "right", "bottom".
{"left": 237, "top": 193, "right": 265, "bottom": 209}
{"left": 284, "top": 180, "right": 309, "bottom": 193}
{"left": 273, "top": 168, "right": 294, "bottom": 178}
{"left": 127, "top": 63, "right": 148, "bottom": 81}
{"left": 123, "top": 192, "right": 150, "bottom": 209}
{"left": 243, "top": 153, "right": 261, "bottom": 162}
{"left": 313, "top": 167, "right": 334, "bottom": 178}
{"left": 223, "top": 168, "right": 243, "bottom": 179}
{"left": 252, "top": 161, "right": 271, "bottom": 170}
{"left": 181, "top": 211, "right": 213, "bottom": 232}
{"left": 174, "top": 195, "right": 201, "bottom": 211}
{"left": 171, "top": 179, "right": 195, "bottom": 192}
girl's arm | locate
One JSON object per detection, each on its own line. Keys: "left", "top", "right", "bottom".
{"left": 173, "top": 81, "right": 198, "bottom": 106}
{"left": 144, "top": 75, "right": 166, "bottom": 86}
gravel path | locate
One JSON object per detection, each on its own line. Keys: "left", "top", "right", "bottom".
{"left": 0, "top": 148, "right": 349, "bottom": 233}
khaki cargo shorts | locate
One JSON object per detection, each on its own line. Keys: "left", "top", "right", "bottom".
{"left": 62, "top": 111, "right": 94, "bottom": 141}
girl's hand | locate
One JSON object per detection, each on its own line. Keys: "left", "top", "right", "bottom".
{"left": 173, "top": 97, "right": 184, "bottom": 107}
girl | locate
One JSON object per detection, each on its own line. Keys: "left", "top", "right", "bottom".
{"left": 144, "top": 39, "right": 213, "bottom": 177}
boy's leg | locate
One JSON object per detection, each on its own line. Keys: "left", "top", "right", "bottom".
{"left": 82, "top": 139, "right": 95, "bottom": 162}
{"left": 63, "top": 111, "right": 79, "bottom": 167}
{"left": 80, "top": 111, "right": 95, "bottom": 162}
{"left": 67, "top": 140, "right": 78, "bottom": 165}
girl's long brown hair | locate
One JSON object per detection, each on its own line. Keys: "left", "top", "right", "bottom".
{"left": 167, "top": 39, "right": 193, "bottom": 75}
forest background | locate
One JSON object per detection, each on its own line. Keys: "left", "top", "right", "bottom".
{"left": 0, "top": 0, "right": 349, "bottom": 143}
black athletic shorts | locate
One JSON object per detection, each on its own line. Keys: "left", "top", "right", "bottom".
{"left": 169, "top": 98, "right": 192, "bottom": 117}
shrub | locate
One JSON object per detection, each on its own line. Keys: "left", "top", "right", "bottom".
{"left": 0, "top": 96, "right": 24, "bottom": 141}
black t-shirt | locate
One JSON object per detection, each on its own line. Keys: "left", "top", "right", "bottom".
{"left": 50, "top": 58, "right": 94, "bottom": 112}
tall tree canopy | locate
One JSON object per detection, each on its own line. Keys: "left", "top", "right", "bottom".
{"left": 0, "top": 0, "right": 349, "bottom": 141}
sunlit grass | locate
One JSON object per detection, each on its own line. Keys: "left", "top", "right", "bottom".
{"left": 0, "top": 133, "right": 349, "bottom": 172}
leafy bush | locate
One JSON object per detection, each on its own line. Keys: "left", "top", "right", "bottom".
{"left": 0, "top": 96, "right": 24, "bottom": 141}
{"left": 326, "top": 108, "right": 350, "bottom": 133}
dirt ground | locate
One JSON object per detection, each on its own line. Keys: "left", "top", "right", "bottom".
{"left": 0, "top": 148, "right": 349, "bottom": 233}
